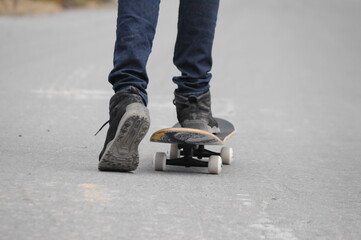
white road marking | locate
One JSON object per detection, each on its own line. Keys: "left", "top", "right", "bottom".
{"left": 236, "top": 193, "right": 298, "bottom": 240}
{"left": 32, "top": 88, "right": 111, "bottom": 100}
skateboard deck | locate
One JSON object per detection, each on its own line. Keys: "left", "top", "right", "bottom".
{"left": 150, "top": 118, "right": 236, "bottom": 145}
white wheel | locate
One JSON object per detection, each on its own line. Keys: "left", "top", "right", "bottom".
{"left": 220, "top": 147, "right": 233, "bottom": 165}
{"left": 169, "top": 144, "right": 180, "bottom": 159}
{"left": 208, "top": 155, "right": 222, "bottom": 174}
{"left": 153, "top": 152, "right": 167, "bottom": 171}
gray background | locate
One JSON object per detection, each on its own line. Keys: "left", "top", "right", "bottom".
{"left": 1, "top": 0, "right": 361, "bottom": 239}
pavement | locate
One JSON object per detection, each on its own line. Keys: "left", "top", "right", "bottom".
{"left": 1, "top": 1, "right": 361, "bottom": 239}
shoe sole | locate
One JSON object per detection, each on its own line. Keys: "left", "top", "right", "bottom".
{"left": 98, "top": 103, "right": 150, "bottom": 172}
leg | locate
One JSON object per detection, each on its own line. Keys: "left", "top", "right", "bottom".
{"left": 173, "top": 0, "right": 220, "bottom": 133}
{"left": 99, "top": 0, "right": 159, "bottom": 171}
{"left": 108, "top": 0, "right": 161, "bottom": 105}
{"left": 173, "top": 0, "right": 220, "bottom": 97}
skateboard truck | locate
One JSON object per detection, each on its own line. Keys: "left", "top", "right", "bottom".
{"left": 166, "top": 145, "right": 212, "bottom": 168}
{"left": 153, "top": 143, "right": 233, "bottom": 174}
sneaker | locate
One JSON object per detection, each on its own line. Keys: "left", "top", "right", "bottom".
{"left": 98, "top": 92, "right": 150, "bottom": 171}
{"left": 174, "top": 90, "right": 219, "bottom": 133}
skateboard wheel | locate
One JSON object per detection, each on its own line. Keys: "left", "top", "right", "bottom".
{"left": 208, "top": 155, "right": 222, "bottom": 174}
{"left": 153, "top": 152, "right": 167, "bottom": 171}
{"left": 169, "top": 144, "right": 180, "bottom": 159}
{"left": 220, "top": 147, "right": 233, "bottom": 165}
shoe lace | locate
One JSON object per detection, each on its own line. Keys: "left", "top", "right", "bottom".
{"left": 94, "top": 120, "right": 109, "bottom": 136}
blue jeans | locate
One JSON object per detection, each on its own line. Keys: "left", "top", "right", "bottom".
{"left": 108, "top": 0, "right": 220, "bottom": 105}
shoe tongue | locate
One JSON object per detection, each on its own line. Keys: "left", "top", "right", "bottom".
{"left": 188, "top": 96, "right": 198, "bottom": 103}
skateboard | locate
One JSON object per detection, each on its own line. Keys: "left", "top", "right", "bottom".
{"left": 150, "top": 118, "right": 236, "bottom": 174}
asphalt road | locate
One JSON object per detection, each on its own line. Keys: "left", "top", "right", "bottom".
{"left": 1, "top": 1, "right": 361, "bottom": 239}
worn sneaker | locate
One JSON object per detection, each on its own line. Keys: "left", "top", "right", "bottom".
{"left": 174, "top": 90, "right": 219, "bottom": 133}
{"left": 98, "top": 92, "right": 150, "bottom": 172}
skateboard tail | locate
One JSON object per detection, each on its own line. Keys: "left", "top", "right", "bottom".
{"left": 150, "top": 128, "right": 233, "bottom": 145}
{"left": 150, "top": 118, "right": 236, "bottom": 145}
